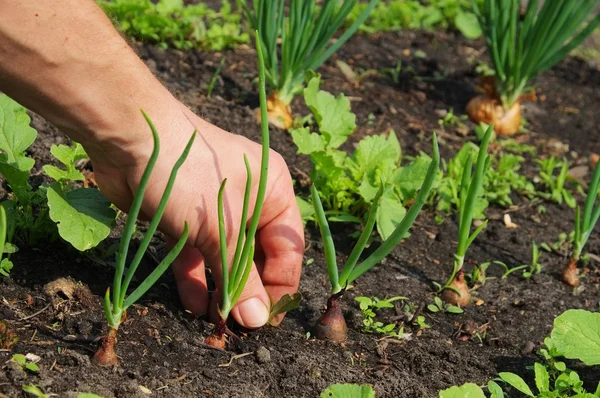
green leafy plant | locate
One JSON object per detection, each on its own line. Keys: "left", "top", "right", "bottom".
{"left": 427, "top": 296, "right": 463, "bottom": 314}
{"left": 320, "top": 383, "right": 375, "bottom": 398}
{"left": 240, "top": 0, "right": 379, "bottom": 129}
{"left": 44, "top": 143, "right": 116, "bottom": 251}
{"left": 311, "top": 135, "right": 440, "bottom": 341}
{"left": 437, "top": 126, "right": 493, "bottom": 307}
{"left": 204, "top": 32, "right": 272, "bottom": 348}
{"left": 468, "top": 0, "right": 600, "bottom": 136}
{"left": 355, "top": 296, "right": 407, "bottom": 338}
{"left": 0, "top": 94, "right": 116, "bottom": 252}
{"left": 349, "top": 0, "right": 482, "bottom": 39}
{"left": 562, "top": 159, "right": 600, "bottom": 287}
{"left": 12, "top": 353, "right": 40, "bottom": 373}
{"left": 433, "top": 138, "right": 534, "bottom": 223}
{"left": 535, "top": 157, "right": 578, "bottom": 208}
{"left": 293, "top": 76, "right": 435, "bottom": 240}
{"left": 439, "top": 309, "right": 600, "bottom": 397}
{"left": 93, "top": 113, "right": 195, "bottom": 366}
{"left": 100, "top": 0, "right": 249, "bottom": 50}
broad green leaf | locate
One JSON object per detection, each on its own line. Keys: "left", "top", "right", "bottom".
{"left": 454, "top": 12, "right": 482, "bottom": 40}
{"left": 304, "top": 77, "right": 355, "bottom": 149}
{"left": 0, "top": 163, "right": 31, "bottom": 200}
{"left": 296, "top": 196, "right": 315, "bottom": 221}
{"left": 0, "top": 94, "right": 37, "bottom": 171}
{"left": 43, "top": 142, "right": 88, "bottom": 182}
{"left": 291, "top": 127, "right": 325, "bottom": 155}
{"left": 394, "top": 155, "right": 433, "bottom": 200}
{"left": 375, "top": 189, "right": 406, "bottom": 240}
{"left": 46, "top": 183, "right": 116, "bottom": 251}
{"left": 77, "top": 394, "right": 104, "bottom": 398}
{"left": 439, "top": 383, "right": 486, "bottom": 398}
{"left": 12, "top": 354, "right": 26, "bottom": 364}
{"left": 487, "top": 380, "right": 505, "bottom": 398}
{"left": 534, "top": 362, "right": 550, "bottom": 393}
{"left": 268, "top": 293, "right": 301, "bottom": 323}
{"left": 499, "top": 372, "right": 534, "bottom": 397}
{"left": 22, "top": 385, "right": 50, "bottom": 398}
{"left": 387, "top": 130, "right": 401, "bottom": 163}
{"left": 350, "top": 135, "right": 398, "bottom": 178}
{"left": 320, "top": 383, "right": 375, "bottom": 398}
{"left": 548, "top": 309, "right": 600, "bottom": 365}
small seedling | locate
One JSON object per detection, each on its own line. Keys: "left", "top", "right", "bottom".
{"left": 12, "top": 353, "right": 40, "bottom": 373}
{"left": 204, "top": 32, "right": 274, "bottom": 348}
{"left": 522, "top": 242, "right": 542, "bottom": 279}
{"left": 355, "top": 296, "right": 407, "bottom": 338}
{"left": 413, "top": 315, "right": 430, "bottom": 330}
{"left": 93, "top": 114, "right": 195, "bottom": 366}
{"left": 380, "top": 60, "right": 403, "bottom": 84}
{"left": 311, "top": 135, "right": 439, "bottom": 341}
{"left": 427, "top": 296, "right": 463, "bottom": 314}
{"left": 206, "top": 58, "right": 225, "bottom": 98}
{"left": 438, "top": 108, "right": 467, "bottom": 129}
{"left": 563, "top": 159, "right": 600, "bottom": 286}
{"left": 22, "top": 385, "right": 55, "bottom": 398}
{"left": 437, "top": 125, "right": 493, "bottom": 307}
{"left": 535, "top": 156, "right": 577, "bottom": 208}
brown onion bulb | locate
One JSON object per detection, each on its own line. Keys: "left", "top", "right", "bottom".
{"left": 313, "top": 295, "right": 347, "bottom": 342}
{"left": 441, "top": 270, "right": 471, "bottom": 307}
{"left": 466, "top": 95, "right": 521, "bottom": 137}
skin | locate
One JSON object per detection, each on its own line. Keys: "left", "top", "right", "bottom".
{"left": 0, "top": 0, "right": 304, "bottom": 328}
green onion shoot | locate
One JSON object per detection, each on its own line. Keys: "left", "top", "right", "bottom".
{"left": 562, "top": 158, "right": 600, "bottom": 286}
{"left": 439, "top": 125, "right": 493, "bottom": 307}
{"left": 204, "top": 31, "right": 271, "bottom": 348}
{"left": 468, "top": 0, "right": 600, "bottom": 136}
{"left": 93, "top": 113, "right": 195, "bottom": 366}
{"left": 310, "top": 134, "right": 439, "bottom": 341}
{"left": 240, "top": 0, "right": 379, "bottom": 129}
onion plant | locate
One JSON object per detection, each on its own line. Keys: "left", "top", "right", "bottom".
{"left": 204, "top": 31, "right": 271, "bottom": 349}
{"left": 93, "top": 113, "right": 195, "bottom": 366}
{"left": 311, "top": 135, "right": 439, "bottom": 342}
{"left": 562, "top": 159, "right": 600, "bottom": 287}
{"left": 239, "top": 0, "right": 379, "bottom": 129}
{"left": 468, "top": 0, "right": 600, "bottom": 136}
{"left": 438, "top": 125, "right": 493, "bottom": 307}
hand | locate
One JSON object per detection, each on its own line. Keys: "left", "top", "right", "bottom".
{"left": 0, "top": 0, "right": 304, "bottom": 329}
{"left": 90, "top": 101, "right": 304, "bottom": 328}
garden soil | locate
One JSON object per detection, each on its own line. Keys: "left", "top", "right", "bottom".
{"left": 2, "top": 30, "right": 600, "bottom": 397}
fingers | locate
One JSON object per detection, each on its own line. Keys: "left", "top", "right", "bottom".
{"left": 171, "top": 244, "right": 209, "bottom": 316}
{"left": 255, "top": 200, "right": 304, "bottom": 325}
{"left": 218, "top": 264, "right": 271, "bottom": 329}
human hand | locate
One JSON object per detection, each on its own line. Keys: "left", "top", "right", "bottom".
{"left": 89, "top": 101, "right": 304, "bottom": 329}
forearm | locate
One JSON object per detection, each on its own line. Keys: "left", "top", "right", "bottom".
{"left": 0, "top": 0, "right": 188, "bottom": 165}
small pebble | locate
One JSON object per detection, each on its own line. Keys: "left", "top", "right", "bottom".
{"left": 255, "top": 346, "right": 271, "bottom": 364}
{"left": 521, "top": 341, "right": 535, "bottom": 355}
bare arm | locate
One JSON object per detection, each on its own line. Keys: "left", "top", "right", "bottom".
{"left": 0, "top": 0, "right": 304, "bottom": 328}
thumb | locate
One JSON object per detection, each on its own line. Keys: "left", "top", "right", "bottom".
{"left": 211, "top": 263, "right": 271, "bottom": 329}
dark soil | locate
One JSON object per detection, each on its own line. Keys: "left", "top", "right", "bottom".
{"left": 2, "top": 28, "right": 600, "bottom": 398}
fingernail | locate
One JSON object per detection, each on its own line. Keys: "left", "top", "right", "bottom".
{"left": 237, "top": 297, "right": 269, "bottom": 328}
